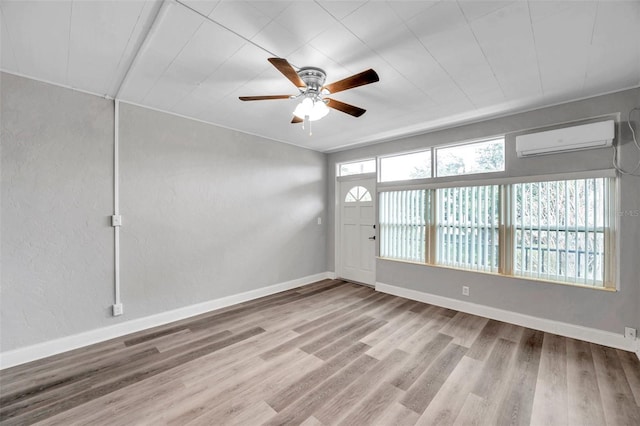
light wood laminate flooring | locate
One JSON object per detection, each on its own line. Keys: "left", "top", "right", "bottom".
{"left": 1, "top": 279, "right": 639, "bottom": 425}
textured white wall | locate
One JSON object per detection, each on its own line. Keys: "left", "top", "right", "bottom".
{"left": 1, "top": 73, "right": 327, "bottom": 352}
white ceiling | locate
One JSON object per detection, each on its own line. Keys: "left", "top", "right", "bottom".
{"left": 1, "top": 0, "right": 639, "bottom": 152}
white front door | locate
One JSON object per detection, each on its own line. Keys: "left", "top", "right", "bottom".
{"left": 339, "top": 178, "right": 376, "bottom": 285}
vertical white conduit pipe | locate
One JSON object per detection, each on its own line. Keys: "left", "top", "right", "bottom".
{"left": 110, "top": 0, "right": 170, "bottom": 313}
{"left": 114, "top": 99, "right": 121, "bottom": 307}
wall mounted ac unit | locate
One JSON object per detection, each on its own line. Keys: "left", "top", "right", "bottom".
{"left": 516, "top": 120, "right": 614, "bottom": 157}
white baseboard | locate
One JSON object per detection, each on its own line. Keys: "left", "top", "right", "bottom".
{"left": 376, "top": 282, "right": 638, "bottom": 353}
{"left": 0, "top": 272, "right": 334, "bottom": 370}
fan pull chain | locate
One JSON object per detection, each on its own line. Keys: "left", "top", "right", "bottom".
{"left": 303, "top": 115, "right": 311, "bottom": 136}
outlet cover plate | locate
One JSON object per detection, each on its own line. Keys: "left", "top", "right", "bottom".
{"left": 112, "top": 303, "right": 124, "bottom": 316}
{"left": 625, "top": 327, "right": 637, "bottom": 339}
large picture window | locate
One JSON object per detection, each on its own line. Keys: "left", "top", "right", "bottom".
{"left": 378, "top": 176, "right": 615, "bottom": 289}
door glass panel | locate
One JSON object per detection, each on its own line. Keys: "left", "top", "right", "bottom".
{"left": 345, "top": 186, "right": 372, "bottom": 203}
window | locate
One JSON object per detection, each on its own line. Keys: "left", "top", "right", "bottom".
{"left": 338, "top": 159, "right": 375, "bottom": 176}
{"left": 437, "top": 185, "right": 500, "bottom": 272}
{"left": 436, "top": 138, "right": 505, "bottom": 177}
{"left": 379, "top": 190, "right": 428, "bottom": 262}
{"left": 379, "top": 150, "right": 431, "bottom": 182}
{"left": 513, "top": 178, "right": 609, "bottom": 286}
{"left": 345, "top": 186, "right": 372, "bottom": 203}
{"left": 378, "top": 176, "right": 615, "bottom": 289}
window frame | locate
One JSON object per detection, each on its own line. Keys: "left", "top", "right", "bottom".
{"left": 376, "top": 170, "right": 618, "bottom": 291}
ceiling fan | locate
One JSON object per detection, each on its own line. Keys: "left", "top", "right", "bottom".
{"left": 239, "top": 58, "right": 379, "bottom": 130}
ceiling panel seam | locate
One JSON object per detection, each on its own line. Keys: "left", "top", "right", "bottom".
{"left": 175, "top": 0, "right": 289, "bottom": 64}
{"left": 0, "top": 7, "right": 20, "bottom": 73}
{"left": 106, "top": 0, "right": 156, "bottom": 97}
{"left": 64, "top": 1, "right": 73, "bottom": 85}
{"left": 314, "top": 0, "right": 435, "bottom": 104}
{"left": 525, "top": 0, "right": 545, "bottom": 96}
{"left": 404, "top": 12, "right": 473, "bottom": 108}
{"left": 115, "top": 0, "right": 168, "bottom": 99}
{"left": 582, "top": 1, "right": 600, "bottom": 92}
{"left": 457, "top": 0, "right": 507, "bottom": 101}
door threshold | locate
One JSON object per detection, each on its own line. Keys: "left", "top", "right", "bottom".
{"left": 336, "top": 278, "right": 375, "bottom": 288}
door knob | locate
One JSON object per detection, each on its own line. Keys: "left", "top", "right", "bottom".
{"left": 368, "top": 236, "right": 376, "bottom": 240}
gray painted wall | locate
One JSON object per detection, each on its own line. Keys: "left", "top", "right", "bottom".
{"left": 1, "top": 73, "right": 114, "bottom": 351}
{"left": 1, "top": 73, "right": 327, "bottom": 352}
{"left": 119, "top": 103, "right": 326, "bottom": 317}
{"left": 328, "top": 88, "right": 640, "bottom": 336}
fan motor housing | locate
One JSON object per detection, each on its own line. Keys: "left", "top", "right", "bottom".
{"left": 298, "top": 67, "right": 326, "bottom": 93}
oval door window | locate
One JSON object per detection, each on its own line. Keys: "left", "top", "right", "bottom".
{"left": 345, "top": 186, "right": 372, "bottom": 202}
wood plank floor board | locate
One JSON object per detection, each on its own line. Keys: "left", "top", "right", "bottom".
{"left": 360, "top": 309, "right": 419, "bottom": 347}
{"left": 471, "top": 337, "right": 518, "bottom": 399}
{"left": 530, "top": 333, "right": 569, "bottom": 426}
{"left": 299, "top": 316, "right": 376, "bottom": 355}
{"left": 372, "top": 402, "right": 420, "bottom": 426}
{"left": 162, "top": 350, "right": 316, "bottom": 425}
{"left": 1, "top": 280, "right": 638, "bottom": 426}
{"left": 291, "top": 292, "right": 388, "bottom": 334}
{"left": 314, "top": 318, "right": 388, "bottom": 360}
{"left": 313, "top": 349, "right": 410, "bottom": 424}
{"left": 453, "top": 393, "right": 491, "bottom": 426}
{"left": 396, "top": 313, "right": 452, "bottom": 355}
{"left": 400, "top": 343, "right": 467, "bottom": 414}
{"left": 259, "top": 312, "right": 372, "bottom": 361}
{"left": 591, "top": 343, "right": 640, "bottom": 425}
{"left": 617, "top": 349, "right": 640, "bottom": 407}
{"left": 466, "top": 319, "right": 505, "bottom": 360}
{"left": 263, "top": 354, "right": 378, "bottom": 426}
{"left": 365, "top": 315, "right": 426, "bottom": 360}
{"left": 390, "top": 333, "right": 453, "bottom": 391}
{"left": 567, "top": 337, "right": 607, "bottom": 426}
{"left": 265, "top": 341, "right": 370, "bottom": 412}
{"left": 439, "top": 311, "right": 490, "bottom": 348}
{"left": 494, "top": 328, "right": 544, "bottom": 426}
{"left": 415, "top": 355, "right": 483, "bottom": 425}
{"left": 175, "top": 350, "right": 324, "bottom": 426}
{"left": 337, "top": 382, "right": 404, "bottom": 426}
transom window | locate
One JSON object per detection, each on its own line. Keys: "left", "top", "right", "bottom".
{"left": 379, "top": 150, "right": 431, "bottom": 182}
{"left": 436, "top": 138, "right": 505, "bottom": 177}
{"left": 338, "top": 159, "right": 375, "bottom": 177}
{"left": 377, "top": 138, "right": 504, "bottom": 183}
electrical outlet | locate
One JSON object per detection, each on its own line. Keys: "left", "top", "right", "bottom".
{"left": 462, "top": 286, "right": 470, "bottom": 296}
{"left": 317, "top": 217, "right": 322, "bottom": 225}
{"left": 112, "top": 303, "right": 124, "bottom": 316}
{"left": 625, "top": 327, "right": 637, "bottom": 339}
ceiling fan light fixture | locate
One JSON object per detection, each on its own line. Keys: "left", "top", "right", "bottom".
{"left": 293, "top": 97, "right": 329, "bottom": 121}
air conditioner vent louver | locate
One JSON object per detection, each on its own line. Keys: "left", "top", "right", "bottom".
{"left": 516, "top": 120, "right": 614, "bottom": 158}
